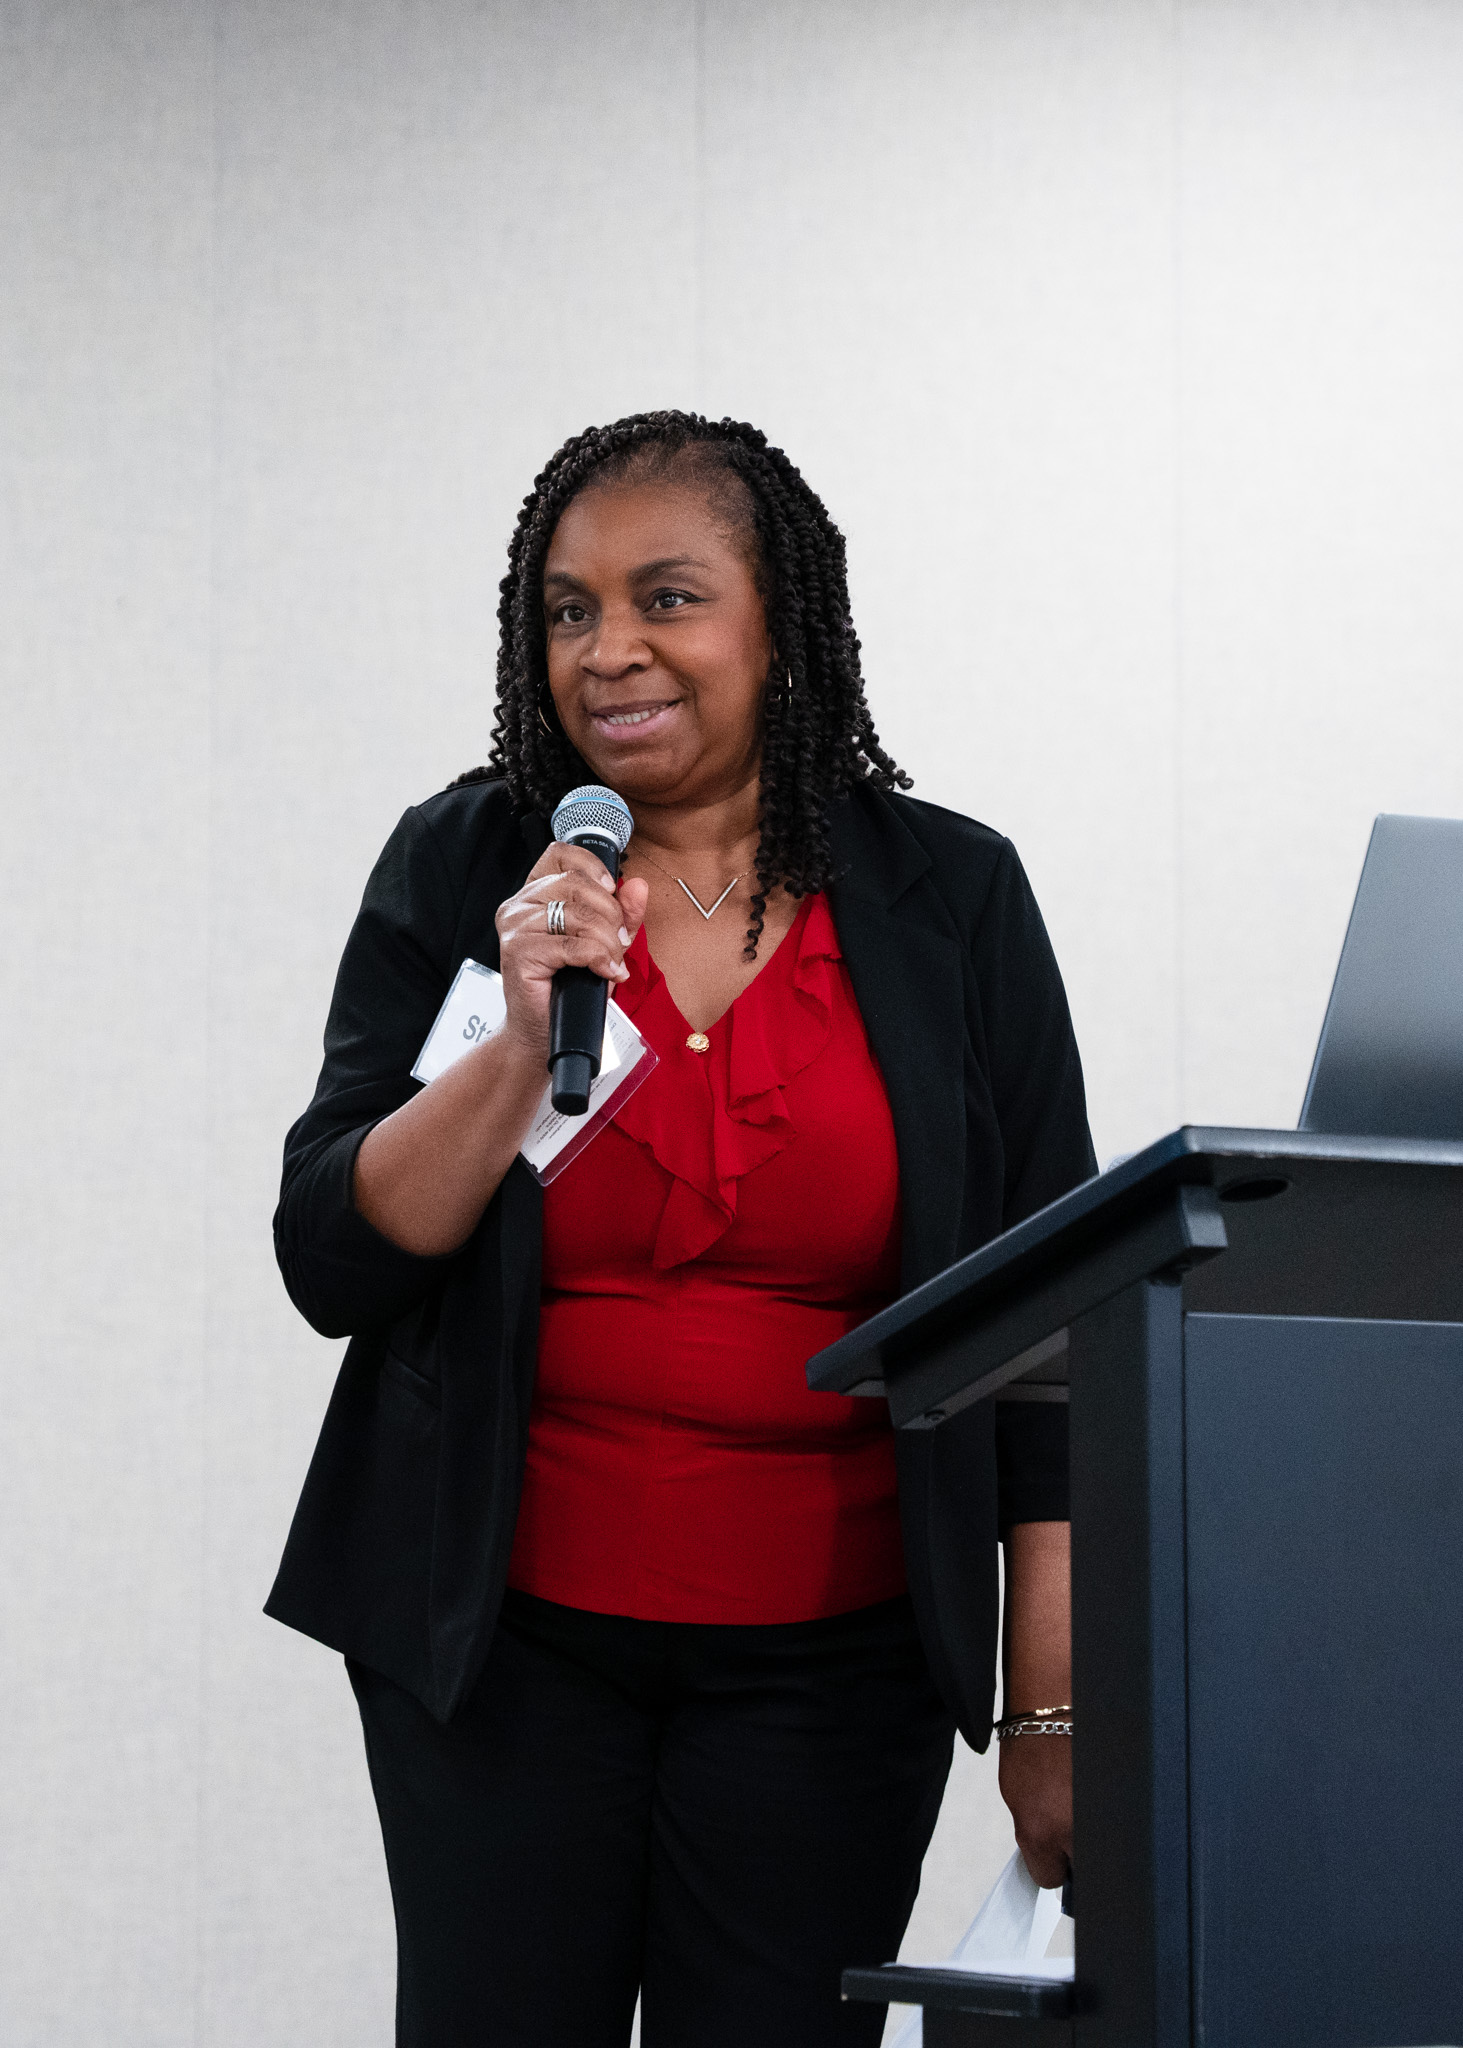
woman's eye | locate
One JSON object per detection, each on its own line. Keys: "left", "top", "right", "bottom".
{"left": 554, "top": 603, "right": 589, "bottom": 625}
{"left": 650, "top": 590, "right": 692, "bottom": 611}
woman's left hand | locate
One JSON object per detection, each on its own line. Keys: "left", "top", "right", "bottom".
{"left": 999, "top": 1519, "right": 1073, "bottom": 1889}
{"left": 998, "top": 1728, "right": 1072, "bottom": 1889}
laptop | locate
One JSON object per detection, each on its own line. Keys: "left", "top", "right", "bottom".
{"left": 1300, "top": 813, "right": 1463, "bottom": 1140}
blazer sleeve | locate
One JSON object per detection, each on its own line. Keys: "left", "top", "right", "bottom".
{"left": 273, "top": 806, "right": 463, "bottom": 1339}
{"left": 972, "top": 838, "right": 1098, "bottom": 1529}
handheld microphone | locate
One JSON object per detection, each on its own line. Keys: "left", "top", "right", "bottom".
{"left": 548, "top": 784, "right": 635, "bottom": 1115}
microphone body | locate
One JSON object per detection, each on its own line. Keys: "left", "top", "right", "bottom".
{"left": 548, "top": 786, "right": 635, "bottom": 1115}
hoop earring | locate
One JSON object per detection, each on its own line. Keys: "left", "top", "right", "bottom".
{"left": 537, "top": 683, "right": 559, "bottom": 737}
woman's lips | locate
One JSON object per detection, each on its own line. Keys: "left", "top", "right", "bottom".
{"left": 587, "top": 700, "right": 681, "bottom": 739}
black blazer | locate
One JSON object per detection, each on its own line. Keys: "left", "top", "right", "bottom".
{"left": 266, "top": 778, "right": 1096, "bottom": 1746}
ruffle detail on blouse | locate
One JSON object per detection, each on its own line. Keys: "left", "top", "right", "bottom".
{"left": 611, "top": 893, "right": 843, "bottom": 1268}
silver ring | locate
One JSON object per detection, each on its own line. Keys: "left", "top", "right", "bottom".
{"left": 546, "top": 899, "right": 567, "bottom": 938}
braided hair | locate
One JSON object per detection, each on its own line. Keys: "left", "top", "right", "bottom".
{"left": 456, "top": 409, "right": 910, "bottom": 956}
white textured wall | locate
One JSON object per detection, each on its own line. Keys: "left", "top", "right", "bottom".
{"left": 2, "top": 3, "right": 1461, "bottom": 2042}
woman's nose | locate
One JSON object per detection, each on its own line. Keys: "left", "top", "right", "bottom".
{"left": 582, "top": 604, "right": 652, "bottom": 676}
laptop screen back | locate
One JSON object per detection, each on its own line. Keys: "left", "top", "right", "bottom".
{"left": 1300, "top": 813, "right": 1463, "bottom": 1139}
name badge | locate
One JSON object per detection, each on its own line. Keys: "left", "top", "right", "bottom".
{"left": 412, "top": 959, "right": 657, "bottom": 1184}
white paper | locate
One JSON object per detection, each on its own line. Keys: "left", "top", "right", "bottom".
{"left": 885, "top": 1852, "right": 1072, "bottom": 2048}
{"left": 945, "top": 1851, "right": 1067, "bottom": 1971}
{"left": 411, "top": 958, "right": 649, "bottom": 1178}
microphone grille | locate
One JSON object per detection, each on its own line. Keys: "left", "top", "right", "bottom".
{"left": 551, "top": 784, "right": 634, "bottom": 853}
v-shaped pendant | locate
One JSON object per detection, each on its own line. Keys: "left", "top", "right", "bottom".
{"left": 675, "top": 876, "right": 739, "bottom": 920}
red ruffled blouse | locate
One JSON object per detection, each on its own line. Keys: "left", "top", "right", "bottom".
{"left": 506, "top": 891, "right": 907, "bottom": 1624}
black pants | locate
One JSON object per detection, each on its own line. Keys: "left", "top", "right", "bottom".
{"left": 349, "top": 1589, "right": 956, "bottom": 2047}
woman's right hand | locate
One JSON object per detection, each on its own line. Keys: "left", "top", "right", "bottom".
{"left": 495, "top": 847, "right": 649, "bottom": 1061}
{"left": 354, "top": 849, "right": 648, "bottom": 1258}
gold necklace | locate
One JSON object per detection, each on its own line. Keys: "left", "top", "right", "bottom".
{"left": 633, "top": 847, "right": 742, "bottom": 921}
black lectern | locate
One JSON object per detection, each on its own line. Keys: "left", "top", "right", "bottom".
{"left": 808, "top": 1127, "right": 1463, "bottom": 2048}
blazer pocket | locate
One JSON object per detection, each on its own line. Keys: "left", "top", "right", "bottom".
{"left": 381, "top": 1346, "right": 443, "bottom": 1410}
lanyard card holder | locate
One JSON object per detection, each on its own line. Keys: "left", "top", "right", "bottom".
{"left": 411, "top": 958, "right": 658, "bottom": 1186}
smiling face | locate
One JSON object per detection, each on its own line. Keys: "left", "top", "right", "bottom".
{"left": 542, "top": 474, "right": 773, "bottom": 812}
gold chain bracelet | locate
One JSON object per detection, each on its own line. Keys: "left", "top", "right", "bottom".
{"left": 994, "top": 1704, "right": 1073, "bottom": 1740}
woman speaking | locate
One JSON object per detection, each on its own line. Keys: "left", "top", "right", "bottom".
{"left": 268, "top": 411, "right": 1095, "bottom": 2047}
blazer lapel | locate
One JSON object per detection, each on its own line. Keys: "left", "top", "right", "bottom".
{"left": 827, "top": 790, "right": 968, "bottom": 1292}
